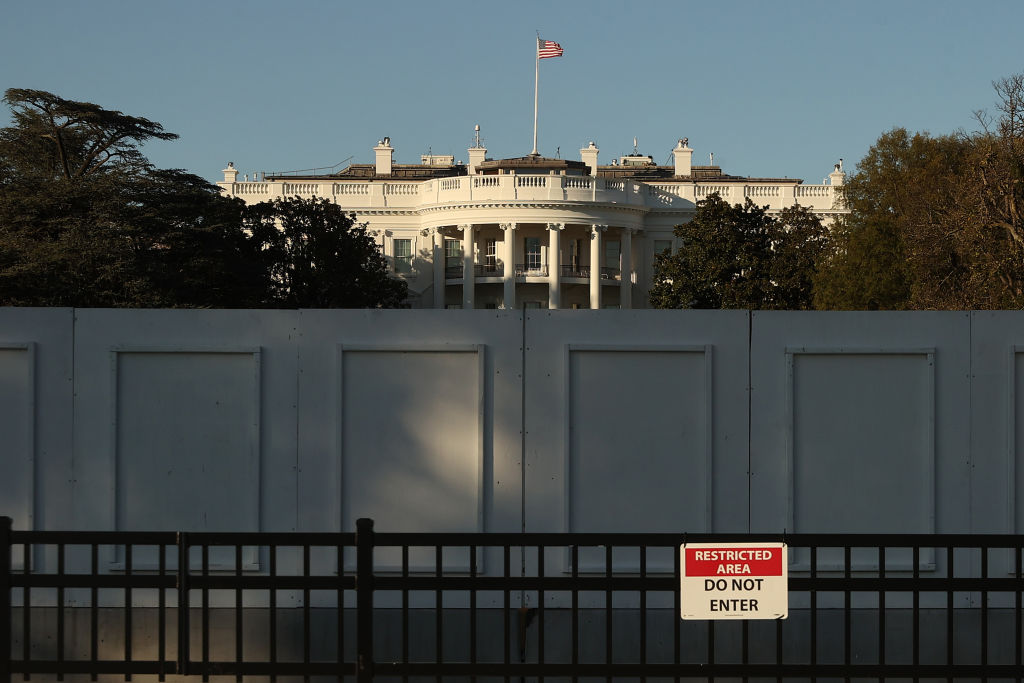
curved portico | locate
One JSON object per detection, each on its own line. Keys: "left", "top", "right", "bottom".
{"left": 426, "top": 219, "right": 637, "bottom": 309}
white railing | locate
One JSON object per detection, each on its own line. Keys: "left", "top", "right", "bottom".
{"left": 383, "top": 183, "right": 418, "bottom": 195}
{"left": 232, "top": 183, "right": 272, "bottom": 196}
{"left": 282, "top": 183, "right": 320, "bottom": 195}
{"left": 516, "top": 176, "right": 547, "bottom": 188}
{"left": 745, "top": 185, "right": 780, "bottom": 198}
{"left": 223, "top": 176, "right": 843, "bottom": 213}
{"left": 565, "top": 177, "right": 593, "bottom": 190}
{"left": 795, "top": 185, "right": 832, "bottom": 198}
{"left": 334, "top": 183, "right": 369, "bottom": 195}
{"left": 696, "top": 185, "right": 731, "bottom": 198}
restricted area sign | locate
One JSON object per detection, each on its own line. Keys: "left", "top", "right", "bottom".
{"left": 680, "top": 542, "right": 788, "bottom": 620}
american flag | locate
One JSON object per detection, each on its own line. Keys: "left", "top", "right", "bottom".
{"left": 537, "top": 38, "right": 563, "bottom": 59}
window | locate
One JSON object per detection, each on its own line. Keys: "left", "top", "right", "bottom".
{"left": 393, "top": 239, "right": 412, "bottom": 274}
{"left": 525, "top": 237, "right": 541, "bottom": 271}
{"left": 604, "top": 241, "right": 621, "bottom": 270}
{"left": 570, "top": 239, "right": 581, "bottom": 272}
{"left": 654, "top": 239, "right": 672, "bottom": 255}
{"left": 485, "top": 238, "right": 497, "bottom": 273}
{"left": 445, "top": 239, "right": 462, "bottom": 275}
{"left": 524, "top": 301, "right": 542, "bottom": 309}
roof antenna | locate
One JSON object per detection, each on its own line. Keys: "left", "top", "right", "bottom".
{"left": 633, "top": 136, "right": 639, "bottom": 155}
{"left": 473, "top": 124, "right": 482, "bottom": 149}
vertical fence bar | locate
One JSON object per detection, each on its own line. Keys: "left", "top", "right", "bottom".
{"left": 912, "top": 545, "right": 920, "bottom": 681}
{"left": 538, "top": 544, "right": 545, "bottom": 678}
{"left": 1016, "top": 543, "right": 1022, "bottom": 672}
{"left": 355, "top": 518, "right": 374, "bottom": 683}
{"left": 639, "top": 545, "right": 647, "bottom": 683}
{"left": 0, "top": 517, "right": 11, "bottom": 683}
{"left": 337, "top": 539, "right": 345, "bottom": 683}
{"left": 878, "top": 544, "right": 885, "bottom": 675}
{"left": 201, "top": 543, "right": 209, "bottom": 683}
{"left": 158, "top": 543, "right": 167, "bottom": 682}
{"left": 269, "top": 543, "right": 278, "bottom": 683}
{"left": 90, "top": 543, "right": 98, "bottom": 682}
{"left": 980, "top": 545, "right": 988, "bottom": 673}
{"left": 605, "top": 544, "right": 612, "bottom": 683}
{"left": 435, "top": 544, "right": 443, "bottom": 683}
{"left": 503, "top": 545, "right": 510, "bottom": 683}
{"left": 844, "top": 545, "right": 851, "bottom": 683}
{"left": 673, "top": 544, "right": 680, "bottom": 683}
{"left": 810, "top": 545, "right": 818, "bottom": 674}
{"left": 401, "top": 545, "right": 409, "bottom": 683}
{"left": 946, "top": 545, "right": 953, "bottom": 679}
{"left": 22, "top": 536, "right": 30, "bottom": 682}
{"left": 126, "top": 543, "right": 134, "bottom": 681}
{"left": 303, "top": 543, "right": 311, "bottom": 683}
{"left": 56, "top": 542, "right": 65, "bottom": 681}
{"left": 572, "top": 544, "right": 579, "bottom": 683}
{"left": 470, "top": 544, "right": 477, "bottom": 683}
{"left": 177, "top": 532, "right": 190, "bottom": 676}
{"left": 235, "top": 545, "right": 243, "bottom": 683}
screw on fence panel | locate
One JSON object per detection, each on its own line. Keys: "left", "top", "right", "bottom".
{"left": 1, "top": 517, "right": 11, "bottom": 682}
{"left": 356, "top": 518, "right": 375, "bottom": 683}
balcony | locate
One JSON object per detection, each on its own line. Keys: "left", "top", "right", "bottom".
{"left": 515, "top": 264, "right": 548, "bottom": 277}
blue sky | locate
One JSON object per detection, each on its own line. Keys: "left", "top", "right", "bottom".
{"left": 2, "top": 0, "right": 1021, "bottom": 184}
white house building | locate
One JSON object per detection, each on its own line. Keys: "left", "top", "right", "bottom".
{"left": 218, "top": 134, "right": 847, "bottom": 309}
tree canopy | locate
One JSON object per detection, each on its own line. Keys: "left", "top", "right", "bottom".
{"left": 649, "top": 195, "right": 828, "bottom": 310}
{"left": 816, "top": 75, "right": 1024, "bottom": 310}
{"left": 242, "top": 196, "right": 408, "bottom": 308}
{"left": 0, "top": 88, "right": 407, "bottom": 309}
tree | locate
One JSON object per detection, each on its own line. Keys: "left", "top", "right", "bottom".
{"left": 242, "top": 196, "right": 408, "bottom": 308}
{"left": 0, "top": 88, "right": 274, "bottom": 307}
{"left": 815, "top": 75, "right": 1024, "bottom": 310}
{"left": 649, "top": 194, "right": 828, "bottom": 309}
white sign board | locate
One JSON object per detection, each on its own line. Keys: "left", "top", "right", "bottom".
{"left": 680, "top": 542, "right": 788, "bottom": 620}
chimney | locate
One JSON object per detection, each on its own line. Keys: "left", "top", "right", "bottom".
{"left": 468, "top": 125, "right": 486, "bottom": 175}
{"left": 374, "top": 137, "right": 394, "bottom": 176}
{"left": 829, "top": 158, "right": 846, "bottom": 186}
{"left": 222, "top": 162, "right": 238, "bottom": 183}
{"left": 672, "top": 139, "right": 692, "bottom": 177}
{"left": 580, "top": 141, "right": 599, "bottom": 175}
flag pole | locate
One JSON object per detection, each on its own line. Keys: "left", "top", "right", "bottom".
{"left": 531, "top": 37, "right": 540, "bottom": 156}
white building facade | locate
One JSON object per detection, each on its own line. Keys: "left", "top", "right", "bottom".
{"left": 218, "top": 136, "right": 847, "bottom": 309}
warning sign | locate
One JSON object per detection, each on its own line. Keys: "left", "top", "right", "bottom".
{"left": 680, "top": 542, "right": 788, "bottom": 620}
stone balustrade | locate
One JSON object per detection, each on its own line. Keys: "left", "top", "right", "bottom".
{"left": 223, "top": 175, "right": 841, "bottom": 212}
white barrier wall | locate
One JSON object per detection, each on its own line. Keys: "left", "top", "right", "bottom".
{"left": 0, "top": 308, "right": 1020, "bottom": 558}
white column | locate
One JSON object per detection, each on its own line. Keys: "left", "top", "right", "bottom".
{"left": 432, "top": 228, "right": 445, "bottom": 309}
{"left": 589, "top": 224, "right": 605, "bottom": 309}
{"left": 461, "top": 223, "right": 475, "bottom": 309}
{"left": 620, "top": 227, "right": 632, "bottom": 309}
{"left": 501, "top": 223, "right": 516, "bottom": 310}
{"left": 548, "top": 223, "right": 563, "bottom": 309}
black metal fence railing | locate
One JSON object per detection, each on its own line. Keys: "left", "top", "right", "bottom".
{"left": 3, "top": 516, "right": 1023, "bottom": 681}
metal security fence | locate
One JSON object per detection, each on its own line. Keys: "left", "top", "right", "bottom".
{"left": 2, "top": 516, "right": 1024, "bottom": 681}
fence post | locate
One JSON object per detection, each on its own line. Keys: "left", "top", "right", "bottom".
{"left": 176, "top": 532, "right": 189, "bottom": 676}
{"left": 1, "top": 517, "right": 12, "bottom": 681}
{"left": 356, "top": 518, "right": 374, "bottom": 683}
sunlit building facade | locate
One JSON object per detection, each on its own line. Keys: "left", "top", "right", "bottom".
{"left": 218, "top": 135, "right": 847, "bottom": 308}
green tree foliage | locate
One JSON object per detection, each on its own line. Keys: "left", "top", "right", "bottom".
{"left": 815, "top": 75, "right": 1024, "bottom": 309}
{"left": 0, "top": 88, "right": 269, "bottom": 307}
{"left": 0, "top": 89, "right": 407, "bottom": 308}
{"left": 649, "top": 194, "right": 828, "bottom": 309}
{"left": 242, "top": 196, "right": 408, "bottom": 308}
